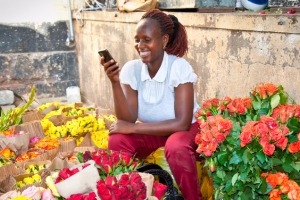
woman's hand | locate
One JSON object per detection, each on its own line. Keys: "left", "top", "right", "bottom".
{"left": 100, "top": 56, "right": 120, "bottom": 83}
{"left": 108, "top": 119, "right": 135, "bottom": 135}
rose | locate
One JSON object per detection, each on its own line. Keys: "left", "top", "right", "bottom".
{"left": 152, "top": 180, "right": 167, "bottom": 200}
{"left": 42, "top": 189, "right": 55, "bottom": 200}
{"left": 30, "top": 136, "right": 41, "bottom": 143}
{"left": 0, "top": 190, "right": 19, "bottom": 200}
{"left": 21, "top": 186, "right": 42, "bottom": 200}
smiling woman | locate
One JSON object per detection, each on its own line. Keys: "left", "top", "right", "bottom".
{"left": 100, "top": 9, "right": 202, "bottom": 200}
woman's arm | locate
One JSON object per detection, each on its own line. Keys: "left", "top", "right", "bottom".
{"left": 110, "top": 82, "right": 194, "bottom": 136}
{"left": 101, "top": 57, "right": 138, "bottom": 123}
{"left": 112, "top": 83, "right": 138, "bottom": 123}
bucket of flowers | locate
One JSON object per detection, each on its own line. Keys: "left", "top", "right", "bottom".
{"left": 194, "top": 83, "right": 300, "bottom": 199}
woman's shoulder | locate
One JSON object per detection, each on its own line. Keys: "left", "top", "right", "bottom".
{"left": 124, "top": 59, "right": 143, "bottom": 68}
{"left": 167, "top": 54, "right": 192, "bottom": 70}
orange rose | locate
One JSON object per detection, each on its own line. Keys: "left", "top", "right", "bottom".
{"left": 288, "top": 142, "right": 300, "bottom": 154}
{"left": 269, "top": 189, "right": 281, "bottom": 200}
{"left": 265, "top": 83, "right": 278, "bottom": 96}
{"left": 266, "top": 173, "right": 279, "bottom": 188}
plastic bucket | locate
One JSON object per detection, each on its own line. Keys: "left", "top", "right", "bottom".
{"left": 66, "top": 86, "right": 81, "bottom": 103}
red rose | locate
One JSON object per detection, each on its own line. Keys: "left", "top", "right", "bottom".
{"left": 97, "top": 181, "right": 113, "bottom": 200}
{"left": 274, "top": 136, "right": 288, "bottom": 150}
{"left": 152, "top": 181, "right": 167, "bottom": 200}
{"left": 119, "top": 174, "right": 130, "bottom": 186}
{"left": 66, "top": 194, "right": 84, "bottom": 200}
{"left": 263, "top": 143, "right": 275, "bottom": 156}
{"left": 121, "top": 151, "right": 133, "bottom": 166}
{"left": 239, "top": 131, "right": 252, "bottom": 147}
{"left": 86, "top": 192, "right": 97, "bottom": 200}
{"left": 119, "top": 185, "right": 130, "bottom": 198}
{"left": 110, "top": 151, "right": 121, "bottom": 166}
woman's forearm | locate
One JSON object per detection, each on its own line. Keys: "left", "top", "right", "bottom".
{"left": 111, "top": 82, "right": 137, "bottom": 123}
{"left": 132, "top": 118, "right": 193, "bottom": 137}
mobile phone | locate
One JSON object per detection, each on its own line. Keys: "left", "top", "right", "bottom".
{"left": 98, "top": 49, "right": 116, "bottom": 64}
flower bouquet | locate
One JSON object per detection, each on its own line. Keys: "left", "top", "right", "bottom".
{"left": 78, "top": 149, "right": 141, "bottom": 179}
{"left": 194, "top": 83, "right": 300, "bottom": 199}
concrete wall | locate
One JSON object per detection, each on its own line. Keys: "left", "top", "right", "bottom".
{"left": 0, "top": 0, "right": 79, "bottom": 99}
{"left": 73, "top": 10, "right": 300, "bottom": 109}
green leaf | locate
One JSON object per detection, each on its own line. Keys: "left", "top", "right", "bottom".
{"left": 225, "top": 179, "right": 233, "bottom": 193}
{"left": 257, "top": 108, "right": 269, "bottom": 116}
{"left": 232, "top": 173, "right": 239, "bottom": 186}
{"left": 252, "top": 101, "right": 261, "bottom": 110}
{"left": 256, "top": 151, "right": 267, "bottom": 164}
{"left": 287, "top": 118, "right": 300, "bottom": 134}
{"left": 216, "top": 169, "right": 226, "bottom": 179}
{"left": 279, "top": 92, "right": 288, "bottom": 104}
{"left": 271, "top": 158, "right": 282, "bottom": 166}
{"left": 270, "top": 93, "right": 280, "bottom": 109}
{"left": 242, "top": 149, "right": 252, "bottom": 164}
{"left": 217, "top": 151, "right": 229, "bottom": 165}
{"left": 229, "top": 151, "right": 243, "bottom": 165}
{"left": 282, "top": 161, "right": 294, "bottom": 173}
{"left": 258, "top": 178, "right": 273, "bottom": 195}
{"left": 77, "top": 152, "right": 83, "bottom": 163}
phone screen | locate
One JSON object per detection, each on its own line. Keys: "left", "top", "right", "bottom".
{"left": 98, "top": 49, "right": 115, "bottom": 63}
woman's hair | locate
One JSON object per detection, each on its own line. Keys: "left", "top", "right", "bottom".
{"left": 141, "top": 9, "right": 188, "bottom": 57}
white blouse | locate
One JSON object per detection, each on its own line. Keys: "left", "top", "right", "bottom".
{"left": 120, "top": 52, "right": 198, "bottom": 103}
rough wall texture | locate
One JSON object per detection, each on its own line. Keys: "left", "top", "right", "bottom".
{"left": 73, "top": 11, "right": 300, "bottom": 109}
{"left": 0, "top": 22, "right": 79, "bottom": 98}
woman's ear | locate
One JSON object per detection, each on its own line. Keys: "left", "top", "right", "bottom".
{"left": 162, "top": 34, "right": 169, "bottom": 48}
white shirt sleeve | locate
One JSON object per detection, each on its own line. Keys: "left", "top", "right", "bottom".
{"left": 119, "top": 60, "right": 138, "bottom": 90}
{"left": 169, "top": 58, "right": 198, "bottom": 91}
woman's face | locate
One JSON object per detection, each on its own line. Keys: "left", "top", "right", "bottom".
{"left": 134, "top": 19, "right": 168, "bottom": 65}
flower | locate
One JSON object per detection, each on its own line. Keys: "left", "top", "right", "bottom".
{"left": 262, "top": 172, "right": 300, "bottom": 200}
{"left": 65, "top": 192, "right": 96, "bottom": 200}
{"left": 21, "top": 186, "right": 42, "bottom": 200}
{"left": 41, "top": 189, "right": 56, "bottom": 200}
{"left": 152, "top": 180, "right": 167, "bottom": 200}
{"left": 0, "top": 190, "right": 19, "bottom": 200}
{"left": 96, "top": 172, "right": 146, "bottom": 200}
{"left": 78, "top": 149, "right": 141, "bottom": 179}
{"left": 194, "top": 83, "right": 300, "bottom": 199}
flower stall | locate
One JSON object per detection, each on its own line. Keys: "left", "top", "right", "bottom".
{"left": 194, "top": 83, "right": 300, "bottom": 200}
{"left": 1, "top": 82, "right": 300, "bottom": 200}
{"left": 0, "top": 86, "right": 168, "bottom": 200}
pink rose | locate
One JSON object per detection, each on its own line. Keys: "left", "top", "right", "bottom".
{"left": 42, "top": 188, "right": 56, "bottom": 200}
{"left": 0, "top": 190, "right": 19, "bottom": 200}
{"left": 21, "top": 186, "right": 42, "bottom": 200}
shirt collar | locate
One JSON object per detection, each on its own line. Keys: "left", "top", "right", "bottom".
{"left": 141, "top": 51, "right": 168, "bottom": 82}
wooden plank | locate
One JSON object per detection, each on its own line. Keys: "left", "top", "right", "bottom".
{"left": 196, "top": 7, "right": 236, "bottom": 13}
{"left": 269, "top": 7, "right": 300, "bottom": 12}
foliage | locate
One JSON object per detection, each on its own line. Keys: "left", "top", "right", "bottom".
{"left": 0, "top": 86, "right": 35, "bottom": 132}
{"left": 194, "top": 83, "right": 300, "bottom": 200}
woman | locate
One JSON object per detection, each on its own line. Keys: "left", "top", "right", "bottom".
{"left": 101, "top": 9, "right": 202, "bottom": 200}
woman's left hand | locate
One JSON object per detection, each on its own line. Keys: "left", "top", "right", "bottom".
{"left": 109, "top": 120, "right": 135, "bottom": 135}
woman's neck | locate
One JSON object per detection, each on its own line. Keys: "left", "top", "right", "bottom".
{"left": 146, "top": 52, "right": 164, "bottom": 78}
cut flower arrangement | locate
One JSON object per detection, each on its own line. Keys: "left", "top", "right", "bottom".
{"left": 194, "top": 83, "right": 300, "bottom": 199}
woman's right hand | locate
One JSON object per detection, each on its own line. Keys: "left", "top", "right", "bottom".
{"left": 100, "top": 56, "right": 120, "bottom": 83}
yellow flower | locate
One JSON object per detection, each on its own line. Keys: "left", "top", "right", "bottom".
{"left": 13, "top": 196, "right": 31, "bottom": 200}
{"left": 23, "top": 177, "right": 35, "bottom": 185}
{"left": 16, "top": 181, "right": 25, "bottom": 188}
{"left": 46, "top": 172, "right": 60, "bottom": 197}
{"left": 32, "top": 174, "right": 41, "bottom": 182}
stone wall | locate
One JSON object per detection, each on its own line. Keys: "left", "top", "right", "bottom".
{"left": 73, "top": 11, "right": 300, "bottom": 110}
{"left": 0, "top": 0, "right": 79, "bottom": 100}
